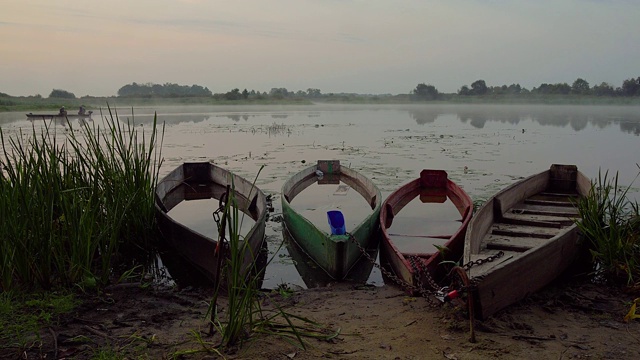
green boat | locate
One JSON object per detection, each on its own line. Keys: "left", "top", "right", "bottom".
{"left": 281, "top": 160, "right": 381, "bottom": 279}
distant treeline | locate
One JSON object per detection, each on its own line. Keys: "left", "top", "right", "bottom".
{"left": 116, "top": 78, "right": 640, "bottom": 101}
{"left": 412, "top": 77, "right": 640, "bottom": 100}
{"left": 2, "top": 77, "right": 640, "bottom": 104}
{"left": 117, "top": 82, "right": 212, "bottom": 97}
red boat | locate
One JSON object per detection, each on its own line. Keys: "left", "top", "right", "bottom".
{"left": 380, "top": 170, "right": 473, "bottom": 294}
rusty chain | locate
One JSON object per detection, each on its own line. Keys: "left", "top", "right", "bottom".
{"left": 346, "top": 232, "right": 503, "bottom": 344}
{"left": 347, "top": 231, "right": 507, "bottom": 306}
{"left": 449, "top": 250, "right": 505, "bottom": 291}
{"left": 346, "top": 232, "right": 440, "bottom": 306}
{"left": 462, "top": 250, "right": 505, "bottom": 272}
{"left": 407, "top": 255, "right": 440, "bottom": 292}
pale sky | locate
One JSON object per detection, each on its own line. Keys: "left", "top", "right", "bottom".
{"left": 2, "top": 0, "right": 639, "bottom": 97}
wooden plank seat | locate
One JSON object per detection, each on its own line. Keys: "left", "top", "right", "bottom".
{"left": 509, "top": 202, "right": 579, "bottom": 217}
{"left": 484, "top": 234, "right": 547, "bottom": 252}
{"left": 524, "top": 198, "right": 576, "bottom": 207}
{"left": 491, "top": 222, "right": 562, "bottom": 237}
{"left": 501, "top": 212, "right": 575, "bottom": 227}
{"left": 537, "top": 191, "right": 581, "bottom": 199}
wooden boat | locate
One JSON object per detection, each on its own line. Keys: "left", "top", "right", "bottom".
{"left": 380, "top": 170, "right": 473, "bottom": 293}
{"left": 281, "top": 160, "right": 382, "bottom": 279}
{"left": 155, "top": 162, "right": 268, "bottom": 285}
{"left": 463, "top": 164, "right": 590, "bottom": 319}
{"left": 26, "top": 111, "right": 93, "bottom": 120}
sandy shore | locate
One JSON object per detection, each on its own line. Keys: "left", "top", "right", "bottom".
{"left": 12, "top": 276, "right": 639, "bottom": 360}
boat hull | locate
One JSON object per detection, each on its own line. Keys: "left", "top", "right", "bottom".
{"left": 463, "top": 164, "right": 591, "bottom": 319}
{"left": 380, "top": 170, "right": 472, "bottom": 293}
{"left": 155, "top": 162, "right": 267, "bottom": 285}
{"left": 282, "top": 223, "right": 379, "bottom": 288}
{"left": 26, "top": 112, "right": 93, "bottom": 120}
{"left": 281, "top": 160, "right": 381, "bottom": 280}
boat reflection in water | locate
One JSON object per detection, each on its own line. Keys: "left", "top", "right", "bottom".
{"left": 156, "top": 241, "right": 268, "bottom": 290}
{"left": 282, "top": 223, "right": 381, "bottom": 289}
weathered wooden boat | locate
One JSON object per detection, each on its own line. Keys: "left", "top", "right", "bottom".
{"left": 26, "top": 111, "right": 93, "bottom": 120}
{"left": 155, "top": 162, "right": 268, "bottom": 285}
{"left": 281, "top": 160, "right": 382, "bottom": 279}
{"left": 380, "top": 170, "right": 473, "bottom": 294}
{"left": 463, "top": 164, "right": 590, "bottom": 319}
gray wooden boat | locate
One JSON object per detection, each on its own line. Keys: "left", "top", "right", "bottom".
{"left": 155, "top": 162, "right": 267, "bottom": 285}
{"left": 26, "top": 111, "right": 93, "bottom": 120}
{"left": 463, "top": 164, "right": 591, "bottom": 319}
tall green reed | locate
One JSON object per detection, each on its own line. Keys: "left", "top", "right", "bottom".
{"left": 208, "top": 170, "right": 265, "bottom": 349}
{"left": 576, "top": 169, "right": 640, "bottom": 286}
{"left": 207, "top": 167, "right": 336, "bottom": 351}
{"left": 0, "top": 108, "right": 163, "bottom": 291}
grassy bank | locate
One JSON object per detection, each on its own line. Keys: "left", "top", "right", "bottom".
{"left": 0, "top": 109, "right": 163, "bottom": 291}
{"left": 0, "top": 96, "right": 313, "bottom": 112}
{"left": 3, "top": 94, "right": 640, "bottom": 113}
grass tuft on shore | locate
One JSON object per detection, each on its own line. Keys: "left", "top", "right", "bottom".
{"left": 576, "top": 167, "right": 640, "bottom": 287}
{"left": 0, "top": 107, "right": 163, "bottom": 291}
{"left": 202, "top": 168, "right": 336, "bottom": 354}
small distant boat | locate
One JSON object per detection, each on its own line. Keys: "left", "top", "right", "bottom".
{"left": 463, "top": 164, "right": 590, "bottom": 319}
{"left": 155, "top": 162, "right": 268, "bottom": 285}
{"left": 380, "top": 170, "right": 472, "bottom": 293}
{"left": 26, "top": 110, "right": 93, "bottom": 120}
{"left": 281, "top": 160, "right": 382, "bottom": 280}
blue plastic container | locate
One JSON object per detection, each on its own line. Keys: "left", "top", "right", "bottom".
{"left": 327, "top": 210, "right": 346, "bottom": 235}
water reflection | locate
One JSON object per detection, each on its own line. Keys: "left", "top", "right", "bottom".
{"left": 114, "top": 113, "right": 211, "bottom": 125}
{"left": 282, "top": 224, "right": 381, "bottom": 288}
{"left": 620, "top": 121, "right": 640, "bottom": 136}
{"left": 446, "top": 105, "right": 640, "bottom": 134}
{"left": 407, "top": 108, "right": 443, "bottom": 125}
{"left": 155, "top": 241, "right": 268, "bottom": 289}
{"left": 226, "top": 114, "right": 243, "bottom": 122}
{"left": 399, "top": 104, "right": 640, "bottom": 135}
{"left": 23, "top": 116, "right": 94, "bottom": 129}
{"left": 3, "top": 105, "right": 639, "bottom": 137}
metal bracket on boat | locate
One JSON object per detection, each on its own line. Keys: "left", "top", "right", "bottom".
{"left": 435, "top": 286, "right": 464, "bottom": 303}
{"left": 435, "top": 286, "right": 450, "bottom": 303}
{"left": 212, "top": 206, "right": 222, "bottom": 230}
{"left": 212, "top": 187, "right": 231, "bottom": 251}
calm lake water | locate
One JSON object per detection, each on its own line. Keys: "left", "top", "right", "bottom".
{"left": 2, "top": 103, "right": 639, "bottom": 289}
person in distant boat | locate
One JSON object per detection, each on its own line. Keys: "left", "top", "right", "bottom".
{"left": 59, "top": 106, "right": 67, "bottom": 116}
{"left": 78, "top": 105, "right": 86, "bottom": 115}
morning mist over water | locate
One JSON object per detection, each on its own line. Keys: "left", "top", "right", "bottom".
{"left": 2, "top": 103, "right": 638, "bottom": 288}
